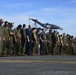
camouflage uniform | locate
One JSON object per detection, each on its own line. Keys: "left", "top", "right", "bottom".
{"left": 70, "top": 36, "right": 74, "bottom": 55}
{"left": 20, "top": 27, "right": 26, "bottom": 55}
{"left": 66, "top": 35, "right": 70, "bottom": 55}
{"left": 4, "top": 26, "right": 11, "bottom": 55}
{"left": 46, "top": 32, "right": 52, "bottom": 54}
{"left": 44, "top": 33, "right": 48, "bottom": 55}
{"left": 59, "top": 35, "right": 64, "bottom": 55}
{"left": 74, "top": 38, "right": 76, "bottom": 55}
{"left": 54, "top": 33, "right": 60, "bottom": 55}
{"left": 9, "top": 28, "right": 14, "bottom": 55}
{"left": 13, "top": 28, "right": 21, "bottom": 55}
{"left": 62, "top": 34, "right": 68, "bottom": 54}
{"left": 32, "top": 29, "right": 38, "bottom": 55}
{"left": 52, "top": 31, "right": 56, "bottom": 55}
{"left": 0, "top": 25, "right": 5, "bottom": 56}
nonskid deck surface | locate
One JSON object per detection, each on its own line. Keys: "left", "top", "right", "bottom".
{"left": 0, "top": 55, "right": 76, "bottom": 75}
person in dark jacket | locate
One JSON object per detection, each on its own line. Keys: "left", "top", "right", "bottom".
{"left": 26, "top": 25, "right": 33, "bottom": 55}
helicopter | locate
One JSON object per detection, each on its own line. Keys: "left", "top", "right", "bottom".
{"left": 29, "top": 18, "right": 63, "bottom": 30}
